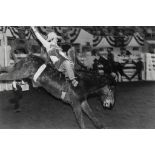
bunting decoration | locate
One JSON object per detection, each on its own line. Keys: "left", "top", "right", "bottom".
{"left": 0, "top": 26, "right": 34, "bottom": 40}
{"left": 0, "top": 26, "right": 7, "bottom": 33}
{"left": 0, "top": 27, "right": 145, "bottom": 47}
{"left": 54, "top": 27, "right": 80, "bottom": 43}
{"left": 9, "top": 27, "right": 20, "bottom": 38}
{"left": 105, "top": 36, "right": 116, "bottom": 46}
{"left": 10, "top": 26, "right": 33, "bottom": 40}
{"left": 124, "top": 35, "right": 132, "bottom": 46}
{"left": 37, "top": 26, "right": 54, "bottom": 35}
{"left": 105, "top": 35, "right": 136, "bottom": 47}
{"left": 93, "top": 36, "right": 102, "bottom": 47}
{"left": 0, "top": 26, "right": 81, "bottom": 43}
{"left": 134, "top": 32, "right": 144, "bottom": 46}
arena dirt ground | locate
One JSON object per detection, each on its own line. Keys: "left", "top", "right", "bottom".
{"left": 0, "top": 81, "right": 155, "bottom": 129}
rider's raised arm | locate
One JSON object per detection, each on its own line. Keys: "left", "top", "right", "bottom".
{"left": 31, "top": 27, "right": 49, "bottom": 49}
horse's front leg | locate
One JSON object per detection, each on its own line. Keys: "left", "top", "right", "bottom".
{"left": 71, "top": 101, "right": 86, "bottom": 129}
{"left": 81, "top": 100, "right": 104, "bottom": 129}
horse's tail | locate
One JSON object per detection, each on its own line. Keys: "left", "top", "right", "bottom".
{"left": 0, "top": 56, "right": 38, "bottom": 81}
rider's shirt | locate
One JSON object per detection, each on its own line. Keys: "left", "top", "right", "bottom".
{"left": 48, "top": 46, "right": 74, "bottom": 79}
{"left": 59, "top": 59, "right": 74, "bottom": 78}
{"left": 48, "top": 48, "right": 67, "bottom": 69}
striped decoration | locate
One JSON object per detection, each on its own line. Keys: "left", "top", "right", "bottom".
{"left": 53, "top": 27, "right": 80, "bottom": 43}
{"left": 105, "top": 35, "right": 139, "bottom": 47}
{"left": 37, "top": 26, "right": 53, "bottom": 35}
{"left": 117, "top": 56, "right": 145, "bottom": 82}
{"left": 9, "top": 27, "right": 20, "bottom": 38}
{"left": 93, "top": 36, "right": 102, "bottom": 47}
{"left": 0, "top": 26, "right": 34, "bottom": 40}
{"left": 0, "top": 26, "right": 7, "bottom": 32}
{"left": 124, "top": 35, "right": 132, "bottom": 46}
{"left": 0, "top": 27, "right": 145, "bottom": 47}
{"left": 134, "top": 32, "right": 144, "bottom": 46}
{"left": 0, "top": 26, "right": 81, "bottom": 44}
{"left": 105, "top": 36, "right": 115, "bottom": 46}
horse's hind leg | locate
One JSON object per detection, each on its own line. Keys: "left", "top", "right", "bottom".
{"left": 71, "top": 101, "right": 85, "bottom": 129}
{"left": 81, "top": 100, "right": 104, "bottom": 129}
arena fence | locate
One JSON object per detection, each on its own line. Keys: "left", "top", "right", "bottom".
{"left": 145, "top": 53, "right": 155, "bottom": 80}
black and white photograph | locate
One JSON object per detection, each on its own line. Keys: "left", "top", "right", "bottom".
{"left": 0, "top": 26, "right": 154, "bottom": 129}
{"left": 1, "top": 1, "right": 155, "bottom": 155}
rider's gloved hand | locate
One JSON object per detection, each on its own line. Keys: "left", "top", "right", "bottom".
{"left": 31, "top": 26, "right": 38, "bottom": 33}
{"left": 72, "top": 79, "right": 78, "bottom": 87}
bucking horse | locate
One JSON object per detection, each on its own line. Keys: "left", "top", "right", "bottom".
{"left": 0, "top": 54, "right": 115, "bottom": 129}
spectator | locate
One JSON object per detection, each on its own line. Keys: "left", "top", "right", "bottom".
{"left": 131, "top": 57, "right": 144, "bottom": 81}
{"left": 120, "top": 48, "right": 126, "bottom": 56}
{"left": 107, "top": 47, "right": 114, "bottom": 63}
{"left": 93, "top": 50, "right": 112, "bottom": 75}
{"left": 83, "top": 50, "right": 95, "bottom": 69}
{"left": 10, "top": 80, "right": 24, "bottom": 112}
{"left": 92, "top": 50, "right": 116, "bottom": 85}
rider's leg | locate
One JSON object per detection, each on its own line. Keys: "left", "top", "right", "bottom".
{"left": 63, "top": 60, "right": 78, "bottom": 87}
{"left": 49, "top": 55, "right": 78, "bottom": 98}
{"left": 33, "top": 64, "right": 47, "bottom": 82}
{"left": 33, "top": 53, "right": 58, "bottom": 82}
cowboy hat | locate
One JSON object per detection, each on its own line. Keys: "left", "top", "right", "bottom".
{"left": 47, "top": 32, "right": 62, "bottom": 41}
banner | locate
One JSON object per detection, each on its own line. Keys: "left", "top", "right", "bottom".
{"left": 105, "top": 33, "right": 144, "bottom": 47}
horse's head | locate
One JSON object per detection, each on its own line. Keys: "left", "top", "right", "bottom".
{"left": 96, "top": 85, "right": 116, "bottom": 110}
{"left": 78, "top": 72, "right": 116, "bottom": 110}
{"left": 84, "top": 73, "right": 116, "bottom": 109}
